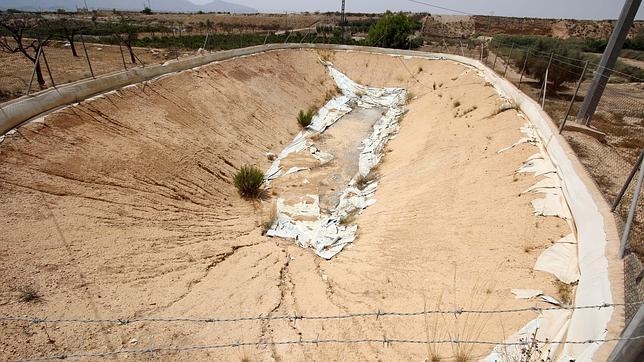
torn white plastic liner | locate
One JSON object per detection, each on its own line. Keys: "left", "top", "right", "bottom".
{"left": 535, "top": 234, "right": 580, "bottom": 284}
{"left": 485, "top": 309, "right": 572, "bottom": 362}
{"left": 266, "top": 62, "right": 406, "bottom": 259}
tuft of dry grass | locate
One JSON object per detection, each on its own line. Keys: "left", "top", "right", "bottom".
{"left": 553, "top": 280, "right": 575, "bottom": 305}
{"left": 453, "top": 100, "right": 461, "bottom": 108}
{"left": 355, "top": 171, "right": 379, "bottom": 189}
{"left": 18, "top": 285, "right": 42, "bottom": 303}
{"left": 261, "top": 202, "right": 278, "bottom": 236}
{"left": 317, "top": 49, "right": 335, "bottom": 62}
{"left": 424, "top": 292, "right": 445, "bottom": 362}
{"left": 443, "top": 279, "right": 498, "bottom": 362}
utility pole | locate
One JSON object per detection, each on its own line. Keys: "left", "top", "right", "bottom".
{"left": 341, "top": 0, "right": 347, "bottom": 26}
{"left": 576, "top": 0, "right": 642, "bottom": 126}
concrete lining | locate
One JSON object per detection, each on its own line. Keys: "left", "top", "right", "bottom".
{"left": 0, "top": 44, "right": 624, "bottom": 360}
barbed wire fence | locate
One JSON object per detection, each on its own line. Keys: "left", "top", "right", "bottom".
{"left": 2, "top": 302, "right": 643, "bottom": 361}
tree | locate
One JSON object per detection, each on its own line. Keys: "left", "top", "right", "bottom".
{"left": 0, "top": 14, "right": 52, "bottom": 89}
{"left": 49, "top": 18, "right": 87, "bottom": 57}
{"left": 515, "top": 40, "right": 585, "bottom": 93}
{"left": 141, "top": 7, "right": 153, "bottom": 15}
{"left": 367, "top": 11, "right": 420, "bottom": 49}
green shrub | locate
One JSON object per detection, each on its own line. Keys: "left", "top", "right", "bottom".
{"left": 367, "top": 11, "right": 421, "bottom": 49}
{"left": 297, "top": 109, "right": 314, "bottom": 128}
{"left": 233, "top": 165, "right": 265, "bottom": 199}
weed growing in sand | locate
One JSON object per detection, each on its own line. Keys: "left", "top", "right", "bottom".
{"left": 18, "top": 285, "right": 41, "bottom": 303}
{"left": 318, "top": 50, "right": 335, "bottom": 62}
{"left": 261, "top": 202, "right": 278, "bottom": 235}
{"left": 424, "top": 293, "right": 446, "bottom": 362}
{"left": 297, "top": 109, "right": 314, "bottom": 128}
{"left": 433, "top": 82, "right": 437, "bottom": 90}
{"left": 444, "top": 280, "right": 497, "bottom": 362}
{"left": 339, "top": 210, "right": 359, "bottom": 226}
{"left": 355, "top": 171, "right": 379, "bottom": 189}
{"left": 233, "top": 165, "right": 265, "bottom": 199}
{"left": 453, "top": 100, "right": 461, "bottom": 108}
{"left": 553, "top": 280, "right": 575, "bottom": 305}
{"left": 418, "top": 65, "right": 424, "bottom": 73}
{"left": 406, "top": 92, "right": 415, "bottom": 103}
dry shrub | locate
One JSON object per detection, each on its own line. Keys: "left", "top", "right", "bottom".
{"left": 18, "top": 285, "right": 41, "bottom": 303}
{"left": 443, "top": 280, "right": 497, "bottom": 362}
{"left": 261, "top": 202, "right": 278, "bottom": 235}
{"left": 553, "top": 280, "right": 575, "bottom": 306}
{"left": 317, "top": 49, "right": 335, "bottom": 62}
{"left": 355, "top": 171, "right": 379, "bottom": 189}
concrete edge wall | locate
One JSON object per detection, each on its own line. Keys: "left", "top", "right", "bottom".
{"left": 0, "top": 44, "right": 624, "bottom": 360}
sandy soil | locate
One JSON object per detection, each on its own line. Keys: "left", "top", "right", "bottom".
{"left": 0, "top": 49, "right": 571, "bottom": 361}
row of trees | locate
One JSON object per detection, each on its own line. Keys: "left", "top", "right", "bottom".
{"left": 0, "top": 11, "right": 423, "bottom": 90}
{"left": 0, "top": 13, "right": 165, "bottom": 89}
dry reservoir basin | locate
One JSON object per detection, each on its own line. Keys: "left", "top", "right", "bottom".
{"left": 0, "top": 47, "right": 623, "bottom": 361}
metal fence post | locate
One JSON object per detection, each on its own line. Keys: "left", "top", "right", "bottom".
{"left": 559, "top": 60, "right": 589, "bottom": 133}
{"left": 480, "top": 40, "right": 484, "bottom": 62}
{"left": 116, "top": 36, "right": 127, "bottom": 70}
{"left": 492, "top": 43, "right": 500, "bottom": 69}
{"left": 503, "top": 42, "right": 515, "bottom": 77}
{"left": 613, "top": 150, "right": 644, "bottom": 212}
{"left": 518, "top": 48, "right": 529, "bottom": 88}
{"left": 541, "top": 52, "right": 554, "bottom": 109}
{"left": 619, "top": 153, "right": 644, "bottom": 258}
{"left": 202, "top": 32, "right": 209, "bottom": 50}
{"left": 80, "top": 35, "right": 95, "bottom": 79}
{"left": 26, "top": 45, "right": 44, "bottom": 95}
{"left": 263, "top": 32, "right": 270, "bottom": 45}
{"left": 40, "top": 46, "right": 55, "bottom": 88}
{"left": 459, "top": 40, "right": 465, "bottom": 56}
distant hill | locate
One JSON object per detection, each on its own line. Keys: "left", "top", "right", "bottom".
{"left": 0, "top": 0, "right": 257, "bottom": 13}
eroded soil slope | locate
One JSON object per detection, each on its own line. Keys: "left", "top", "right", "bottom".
{"left": 1, "top": 50, "right": 568, "bottom": 361}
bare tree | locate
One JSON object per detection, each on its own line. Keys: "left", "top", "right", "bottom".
{"left": 0, "top": 14, "right": 52, "bottom": 89}
{"left": 49, "top": 17, "right": 87, "bottom": 57}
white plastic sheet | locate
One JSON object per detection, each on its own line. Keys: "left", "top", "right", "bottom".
{"left": 266, "top": 62, "right": 407, "bottom": 259}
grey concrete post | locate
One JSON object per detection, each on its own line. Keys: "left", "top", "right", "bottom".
{"left": 607, "top": 302, "right": 644, "bottom": 361}
{"left": 576, "top": 0, "right": 642, "bottom": 126}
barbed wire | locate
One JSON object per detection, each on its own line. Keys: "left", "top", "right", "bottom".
{"left": 15, "top": 335, "right": 644, "bottom": 361}
{"left": 1, "top": 302, "right": 640, "bottom": 326}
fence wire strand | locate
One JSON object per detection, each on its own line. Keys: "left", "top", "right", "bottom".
{"left": 16, "top": 336, "right": 644, "bottom": 361}
{"left": 1, "top": 302, "right": 641, "bottom": 326}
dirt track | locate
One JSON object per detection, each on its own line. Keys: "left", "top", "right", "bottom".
{"left": 0, "top": 49, "right": 570, "bottom": 360}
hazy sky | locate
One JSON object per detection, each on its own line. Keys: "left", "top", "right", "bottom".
{"left": 213, "top": 0, "right": 643, "bottom": 20}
